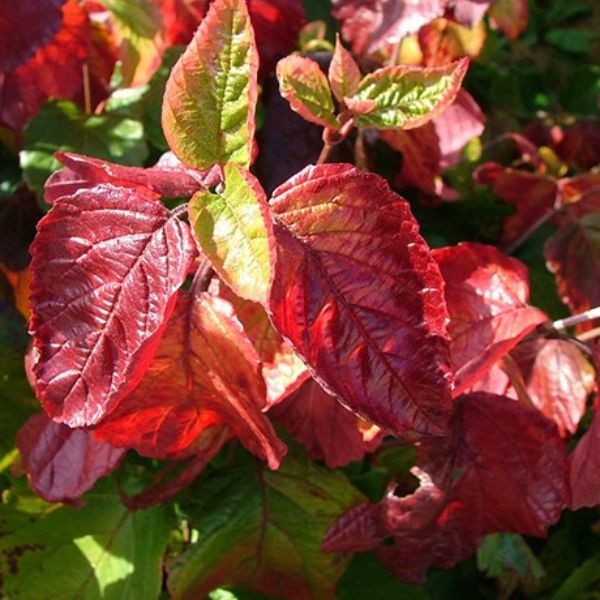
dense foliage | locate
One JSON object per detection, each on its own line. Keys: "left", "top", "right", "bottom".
{"left": 1, "top": 0, "right": 599, "bottom": 598}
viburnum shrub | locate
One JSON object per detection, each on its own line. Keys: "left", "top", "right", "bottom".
{"left": 1, "top": 0, "right": 600, "bottom": 597}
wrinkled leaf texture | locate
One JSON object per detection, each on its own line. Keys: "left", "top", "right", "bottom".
{"left": 17, "top": 412, "right": 125, "bottom": 503}
{"left": 95, "top": 290, "right": 286, "bottom": 467}
{"left": 162, "top": 0, "right": 258, "bottom": 169}
{"left": 269, "top": 163, "right": 453, "bottom": 436}
{"left": 30, "top": 183, "right": 196, "bottom": 427}
{"left": 325, "top": 392, "right": 569, "bottom": 582}
{"left": 433, "top": 242, "right": 547, "bottom": 396}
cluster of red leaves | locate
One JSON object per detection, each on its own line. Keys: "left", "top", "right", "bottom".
{"left": 4, "top": 0, "right": 600, "bottom": 589}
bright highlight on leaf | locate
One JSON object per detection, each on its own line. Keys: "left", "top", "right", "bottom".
{"left": 269, "top": 163, "right": 453, "bottom": 436}
{"left": 29, "top": 184, "right": 196, "bottom": 427}
{"left": 189, "top": 163, "right": 275, "bottom": 306}
{"left": 347, "top": 58, "right": 469, "bottom": 129}
{"left": 276, "top": 54, "right": 339, "bottom": 129}
{"left": 162, "top": 0, "right": 258, "bottom": 169}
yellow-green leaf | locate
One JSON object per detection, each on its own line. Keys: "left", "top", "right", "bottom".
{"left": 189, "top": 163, "right": 274, "bottom": 306}
{"left": 162, "top": 0, "right": 258, "bottom": 169}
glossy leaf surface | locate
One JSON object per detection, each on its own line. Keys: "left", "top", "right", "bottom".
{"left": 349, "top": 59, "right": 468, "bottom": 130}
{"left": 269, "top": 164, "right": 453, "bottom": 436}
{"left": 189, "top": 163, "right": 274, "bottom": 305}
{"left": 162, "top": 0, "right": 258, "bottom": 169}
{"left": 30, "top": 184, "right": 196, "bottom": 427}
{"left": 16, "top": 412, "right": 125, "bottom": 503}
{"left": 433, "top": 243, "right": 547, "bottom": 396}
{"left": 168, "top": 452, "right": 363, "bottom": 599}
{"left": 276, "top": 55, "right": 339, "bottom": 129}
{"left": 95, "top": 291, "right": 286, "bottom": 467}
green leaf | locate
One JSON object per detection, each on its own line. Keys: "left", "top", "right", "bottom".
{"left": 348, "top": 58, "right": 469, "bottom": 130}
{"left": 276, "top": 55, "right": 339, "bottom": 129}
{"left": 477, "top": 533, "right": 545, "bottom": 581}
{"left": 162, "top": 0, "right": 258, "bottom": 170}
{"left": 168, "top": 453, "right": 364, "bottom": 599}
{"left": 189, "top": 163, "right": 274, "bottom": 305}
{"left": 20, "top": 100, "right": 148, "bottom": 198}
{"left": 0, "top": 482, "right": 174, "bottom": 599}
{"left": 552, "top": 556, "right": 600, "bottom": 600}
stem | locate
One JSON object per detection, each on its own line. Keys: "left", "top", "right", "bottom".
{"left": 503, "top": 205, "right": 557, "bottom": 254}
{"left": 170, "top": 203, "right": 189, "bottom": 219}
{"left": 82, "top": 63, "right": 92, "bottom": 115}
{"left": 501, "top": 355, "right": 535, "bottom": 408}
{"left": 317, "top": 142, "right": 334, "bottom": 165}
{"left": 552, "top": 306, "right": 600, "bottom": 331}
{"left": 354, "top": 129, "right": 368, "bottom": 170}
{"left": 190, "top": 260, "right": 214, "bottom": 295}
{"left": 578, "top": 326, "right": 600, "bottom": 343}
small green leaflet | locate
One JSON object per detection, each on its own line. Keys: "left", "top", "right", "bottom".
{"left": 168, "top": 452, "right": 364, "bottom": 599}
{"left": 276, "top": 55, "right": 339, "bottom": 129}
{"left": 189, "top": 163, "right": 274, "bottom": 306}
{"left": 20, "top": 100, "right": 147, "bottom": 198}
{"left": 347, "top": 58, "right": 469, "bottom": 130}
{"left": 162, "top": 0, "right": 258, "bottom": 169}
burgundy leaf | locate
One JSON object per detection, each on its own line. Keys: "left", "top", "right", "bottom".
{"left": 570, "top": 408, "right": 600, "bottom": 510}
{"left": 30, "top": 183, "right": 196, "bottom": 427}
{"left": 511, "top": 338, "right": 595, "bottom": 436}
{"left": 557, "top": 123, "right": 600, "bottom": 171}
{"left": 269, "top": 164, "right": 453, "bottom": 436}
{"left": 16, "top": 412, "right": 125, "bottom": 503}
{"left": 325, "top": 392, "right": 569, "bottom": 582}
{"left": 332, "top": 0, "right": 449, "bottom": 55}
{"left": 95, "top": 290, "right": 286, "bottom": 468}
{"left": 271, "top": 378, "right": 383, "bottom": 468}
{"left": 44, "top": 151, "right": 213, "bottom": 204}
{"left": 433, "top": 243, "right": 547, "bottom": 396}
{"left": 0, "top": 0, "right": 65, "bottom": 72}
{"left": 545, "top": 214, "right": 600, "bottom": 331}
{"left": 559, "top": 172, "right": 600, "bottom": 219}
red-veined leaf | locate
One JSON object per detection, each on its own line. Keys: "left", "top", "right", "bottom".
{"left": 488, "top": 0, "right": 528, "bottom": 40}
{"left": 95, "top": 290, "right": 286, "bottom": 468}
{"left": 329, "top": 35, "right": 362, "bottom": 103}
{"left": 162, "top": 0, "right": 258, "bottom": 169}
{"left": 30, "top": 183, "right": 196, "bottom": 427}
{"left": 269, "top": 163, "right": 453, "bottom": 436}
{"left": 271, "top": 378, "right": 383, "bottom": 468}
{"left": 276, "top": 55, "right": 339, "bottom": 129}
{"left": 332, "top": 0, "right": 449, "bottom": 55}
{"left": 16, "top": 412, "right": 125, "bottom": 503}
{"left": 189, "top": 163, "right": 275, "bottom": 305}
{"left": 433, "top": 243, "right": 547, "bottom": 396}
{"left": 325, "top": 392, "right": 569, "bottom": 582}
{"left": 0, "top": 0, "right": 65, "bottom": 72}
{"left": 545, "top": 214, "right": 600, "bottom": 331}
{"left": 348, "top": 58, "right": 469, "bottom": 130}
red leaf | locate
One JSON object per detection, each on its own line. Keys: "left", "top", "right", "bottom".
{"left": 269, "top": 164, "right": 453, "bottom": 436}
{"left": 0, "top": 0, "right": 92, "bottom": 130}
{"left": 433, "top": 243, "right": 547, "bottom": 396}
{"left": 95, "top": 290, "right": 286, "bottom": 468}
{"left": 0, "top": 0, "right": 65, "bottom": 72}
{"left": 488, "top": 0, "right": 529, "bottom": 40}
{"left": 325, "top": 392, "right": 569, "bottom": 582}
{"left": 16, "top": 412, "right": 125, "bottom": 503}
{"left": 559, "top": 172, "right": 600, "bottom": 219}
{"left": 332, "top": 0, "right": 449, "bottom": 55}
{"left": 30, "top": 183, "right": 196, "bottom": 427}
{"left": 545, "top": 214, "right": 600, "bottom": 331}
{"left": 271, "top": 378, "right": 382, "bottom": 468}
{"left": 557, "top": 123, "right": 600, "bottom": 171}
{"left": 158, "top": 0, "right": 210, "bottom": 46}
{"left": 45, "top": 151, "right": 213, "bottom": 204}
{"left": 511, "top": 338, "right": 595, "bottom": 437}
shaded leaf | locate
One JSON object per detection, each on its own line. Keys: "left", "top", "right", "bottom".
{"left": 95, "top": 290, "right": 286, "bottom": 467}
{"left": 325, "top": 393, "right": 569, "bottom": 582}
{"left": 0, "top": 0, "right": 65, "bottom": 72}
{"left": 189, "top": 163, "right": 274, "bottom": 305}
{"left": 168, "top": 452, "right": 364, "bottom": 599}
{"left": 30, "top": 183, "right": 196, "bottom": 427}
{"left": 269, "top": 164, "right": 453, "bottom": 436}
{"left": 0, "top": 482, "right": 174, "bottom": 599}
{"left": 271, "top": 378, "right": 383, "bottom": 468}
{"left": 433, "top": 242, "right": 547, "bottom": 396}
{"left": 545, "top": 214, "right": 600, "bottom": 330}
{"left": 276, "top": 55, "right": 338, "bottom": 129}
{"left": 349, "top": 58, "right": 468, "bottom": 130}
{"left": 16, "top": 412, "right": 125, "bottom": 503}
{"left": 21, "top": 100, "right": 147, "bottom": 197}
{"left": 332, "top": 0, "right": 449, "bottom": 55}
{"left": 329, "top": 36, "right": 362, "bottom": 103}
{"left": 162, "top": 0, "right": 258, "bottom": 169}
